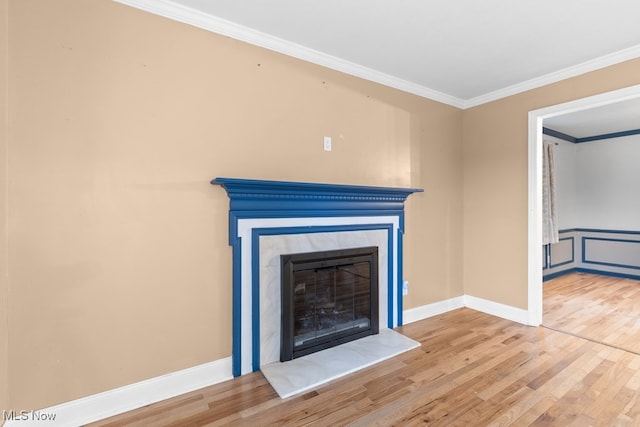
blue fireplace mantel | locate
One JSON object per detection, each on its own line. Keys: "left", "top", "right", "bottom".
{"left": 211, "top": 177, "right": 423, "bottom": 377}
{"left": 211, "top": 177, "right": 423, "bottom": 217}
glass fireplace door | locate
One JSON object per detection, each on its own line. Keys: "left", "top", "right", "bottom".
{"left": 281, "top": 247, "right": 378, "bottom": 361}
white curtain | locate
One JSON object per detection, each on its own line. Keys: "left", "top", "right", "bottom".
{"left": 542, "top": 138, "right": 559, "bottom": 245}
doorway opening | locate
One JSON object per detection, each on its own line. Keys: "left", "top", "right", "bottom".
{"left": 527, "top": 84, "right": 640, "bottom": 326}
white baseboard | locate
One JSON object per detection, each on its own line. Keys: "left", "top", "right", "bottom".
{"left": 3, "top": 295, "right": 529, "bottom": 427}
{"left": 463, "top": 294, "right": 530, "bottom": 325}
{"left": 3, "top": 357, "right": 233, "bottom": 427}
{"left": 402, "top": 294, "right": 529, "bottom": 326}
{"left": 402, "top": 295, "right": 465, "bottom": 324}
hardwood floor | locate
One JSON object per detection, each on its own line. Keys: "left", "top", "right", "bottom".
{"left": 544, "top": 272, "right": 640, "bottom": 354}
{"left": 91, "top": 301, "right": 640, "bottom": 426}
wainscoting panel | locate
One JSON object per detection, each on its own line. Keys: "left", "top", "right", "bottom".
{"left": 550, "top": 237, "right": 575, "bottom": 268}
{"left": 543, "top": 230, "right": 578, "bottom": 279}
{"left": 544, "top": 229, "right": 640, "bottom": 281}
{"left": 583, "top": 236, "right": 640, "bottom": 270}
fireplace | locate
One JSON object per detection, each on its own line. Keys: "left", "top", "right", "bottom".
{"left": 211, "top": 177, "right": 423, "bottom": 376}
{"left": 280, "top": 247, "right": 379, "bottom": 361}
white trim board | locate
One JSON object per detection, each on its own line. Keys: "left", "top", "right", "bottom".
{"left": 403, "top": 295, "right": 530, "bottom": 326}
{"left": 403, "top": 295, "right": 465, "bottom": 324}
{"left": 463, "top": 295, "right": 530, "bottom": 326}
{"left": 3, "top": 357, "right": 232, "bottom": 427}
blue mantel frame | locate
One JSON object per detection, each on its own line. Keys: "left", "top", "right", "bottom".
{"left": 211, "top": 177, "right": 423, "bottom": 376}
{"left": 212, "top": 177, "right": 423, "bottom": 218}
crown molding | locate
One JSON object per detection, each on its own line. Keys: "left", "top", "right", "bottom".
{"left": 112, "top": 0, "right": 465, "bottom": 108}
{"left": 464, "top": 44, "right": 640, "bottom": 108}
{"left": 114, "top": 0, "right": 640, "bottom": 110}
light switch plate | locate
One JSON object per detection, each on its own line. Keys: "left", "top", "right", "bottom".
{"left": 323, "top": 136, "right": 332, "bottom": 151}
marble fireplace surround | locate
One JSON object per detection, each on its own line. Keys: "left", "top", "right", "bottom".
{"left": 212, "top": 178, "right": 423, "bottom": 378}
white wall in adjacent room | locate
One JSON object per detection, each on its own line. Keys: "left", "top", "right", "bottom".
{"left": 575, "top": 134, "right": 640, "bottom": 230}
{"left": 552, "top": 133, "right": 640, "bottom": 231}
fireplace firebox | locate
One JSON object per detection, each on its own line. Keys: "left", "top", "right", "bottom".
{"left": 280, "top": 246, "right": 379, "bottom": 361}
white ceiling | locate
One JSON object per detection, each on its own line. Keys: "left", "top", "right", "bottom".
{"left": 116, "top": 0, "right": 640, "bottom": 136}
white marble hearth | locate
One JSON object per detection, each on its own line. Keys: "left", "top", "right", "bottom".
{"left": 261, "top": 329, "right": 420, "bottom": 399}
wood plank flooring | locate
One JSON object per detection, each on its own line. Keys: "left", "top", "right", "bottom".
{"left": 544, "top": 272, "right": 640, "bottom": 354}
{"left": 91, "top": 298, "right": 640, "bottom": 426}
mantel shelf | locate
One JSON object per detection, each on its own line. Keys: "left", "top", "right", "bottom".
{"left": 211, "top": 177, "right": 423, "bottom": 215}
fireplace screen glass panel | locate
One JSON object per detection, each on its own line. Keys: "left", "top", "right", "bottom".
{"left": 294, "top": 262, "right": 371, "bottom": 344}
{"left": 281, "top": 247, "right": 378, "bottom": 361}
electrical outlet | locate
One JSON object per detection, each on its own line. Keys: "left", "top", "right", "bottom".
{"left": 323, "top": 136, "right": 332, "bottom": 151}
{"left": 402, "top": 280, "right": 409, "bottom": 296}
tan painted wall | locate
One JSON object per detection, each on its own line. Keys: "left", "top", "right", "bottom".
{"left": 6, "top": 0, "right": 463, "bottom": 409}
{"left": 404, "top": 104, "right": 463, "bottom": 305}
{"left": 0, "top": 0, "right": 8, "bottom": 413}
{"left": 6, "top": 0, "right": 640, "bottom": 413}
{"left": 462, "top": 59, "right": 640, "bottom": 309}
